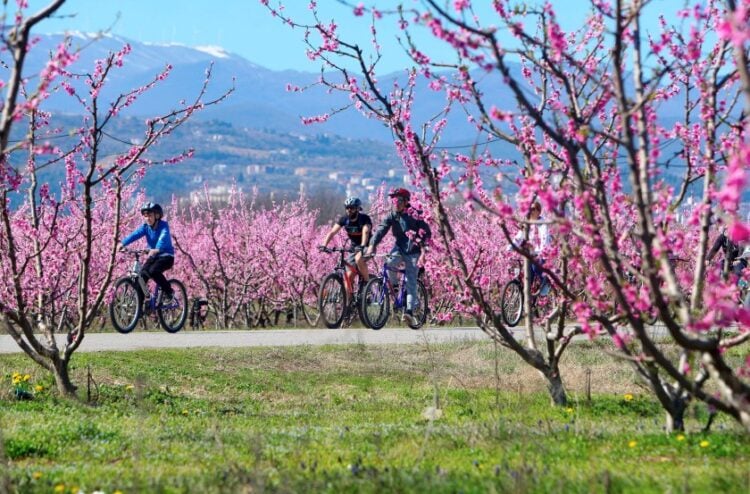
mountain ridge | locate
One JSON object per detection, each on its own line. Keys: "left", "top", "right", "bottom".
{"left": 9, "top": 33, "right": 709, "bottom": 203}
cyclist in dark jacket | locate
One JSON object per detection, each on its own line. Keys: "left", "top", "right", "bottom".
{"left": 365, "top": 188, "right": 431, "bottom": 325}
{"left": 120, "top": 202, "right": 175, "bottom": 302}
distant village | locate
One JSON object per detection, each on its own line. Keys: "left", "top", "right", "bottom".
{"left": 172, "top": 129, "right": 411, "bottom": 206}
{"left": 185, "top": 162, "right": 409, "bottom": 205}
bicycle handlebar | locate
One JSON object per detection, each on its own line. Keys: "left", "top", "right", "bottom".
{"left": 319, "top": 246, "right": 366, "bottom": 254}
{"left": 120, "top": 248, "right": 150, "bottom": 256}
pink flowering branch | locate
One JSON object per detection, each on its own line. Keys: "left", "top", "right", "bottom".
{"left": 0, "top": 9, "right": 232, "bottom": 395}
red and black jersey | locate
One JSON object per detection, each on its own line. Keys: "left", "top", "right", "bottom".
{"left": 336, "top": 213, "right": 372, "bottom": 245}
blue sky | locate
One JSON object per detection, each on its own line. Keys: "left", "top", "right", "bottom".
{"left": 26, "top": 0, "right": 675, "bottom": 73}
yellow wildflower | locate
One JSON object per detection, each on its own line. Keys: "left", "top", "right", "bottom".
{"left": 565, "top": 407, "right": 574, "bottom": 414}
{"left": 23, "top": 374, "right": 30, "bottom": 381}
{"left": 628, "top": 440, "right": 637, "bottom": 448}
{"left": 700, "top": 440, "right": 709, "bottom": 448}
{"left": 32, "top": 471, "right": 42, "bottom": 479}
{"left": 34, "top": 385, "right": 44, "bottom": 392}
{"left": 54, "top": 484, "right": 65, "bottom": 493}
{"left": 624, "top": 393, "right": 634, "bottom": 401}
{"left": 676, "top": 434, "right": 685, "bottom": 441}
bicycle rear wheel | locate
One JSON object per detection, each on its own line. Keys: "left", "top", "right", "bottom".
{"left": 110, "top": 277, "right": 142, "bottom": 333}
{"left": 406, "top": 280, "right": 429, "bottom": 329}
{"left": 319, "top": 274, "right": 347, "bottom": 328}
{"left": 362, "top": 277, "right": 390, "bottom": 330}
{"left": 501, "top": 279, "right": 524, "bottom": 327}
{"left": 158, "top": 280, "right": 188, "bottom": 333}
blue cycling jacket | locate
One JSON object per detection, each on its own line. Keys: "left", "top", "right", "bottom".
{"left": 121, "top": 220, "right": 175, "bottom": 256}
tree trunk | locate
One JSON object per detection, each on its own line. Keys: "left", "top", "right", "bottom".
{"left": 740, "top": 411, "right": 750, "bottom": 432}
{"left": 663, "top": 390, "right": 687, "bottom": 432}
{"left": 665, "top": 408, "right": 686, "bottom": 433}
{"left": 545, "top": 369, "right": 568, "bottom": 406}
{"left": 52, "top": 357, "right": 77, "bottom": 398}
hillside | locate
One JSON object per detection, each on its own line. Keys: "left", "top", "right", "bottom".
{"left": 17, "top": 115, "right": 405, "bottom": 205}
{"left": 5, "top": 33, "right": 723, "bottom": 205}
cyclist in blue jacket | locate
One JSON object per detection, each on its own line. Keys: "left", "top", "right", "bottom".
{"left": 120, "top": 202, "right": 175, "bottom": 303}
{"left": 365, "top": 188, "right": 431, "bottom": 325}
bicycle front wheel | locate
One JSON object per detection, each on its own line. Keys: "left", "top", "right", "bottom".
{"left": 407, "top": 280, "right": 429, "bottom": 329}
{"left": 110, "top": 277, "right": 142, "bottom": 333}
{"left": 501, "top": 279, "right": 524, "bottom": 327}
{"left": 158, "top": 280, "right": 188, "bottom": 333}
{"left": 362, "top": 277, "right": 390, "bottom": 330}
{"left": 319, "top": 274, "right": 346, "bottom": 329}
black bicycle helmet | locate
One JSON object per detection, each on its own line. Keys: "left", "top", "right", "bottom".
{"left": 344, "top": 196, "right": 362, "bottom": 210}
{"left": 140, "top": 202, "right": 163, "bottom": 217}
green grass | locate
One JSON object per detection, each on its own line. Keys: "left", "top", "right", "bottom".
{"left": 1, "top": 342, "right": 749, "bottom": 493}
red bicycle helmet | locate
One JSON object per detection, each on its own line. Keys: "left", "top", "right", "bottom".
{"left": 388, "top": 188, "right": 411, "bottom": 201}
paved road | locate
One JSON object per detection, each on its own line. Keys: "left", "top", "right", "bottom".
{"left": 0, "top": 327, "right": 503, "bottom": 354}
{"left": 1, "top": 325, "right": 671, "bottom": 354}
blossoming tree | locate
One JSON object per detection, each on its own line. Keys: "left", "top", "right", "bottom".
{"left": 262, "top": 0, "right": 750, "bottom": 431}
{"left": 0, "top": 0, "right": 231, "bottom": 396}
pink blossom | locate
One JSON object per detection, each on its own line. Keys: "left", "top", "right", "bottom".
{"left": 728, "top": 222, "right": 750, "bottom": 243}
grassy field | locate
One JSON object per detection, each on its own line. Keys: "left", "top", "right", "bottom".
{"left": 1, "top": 340, "right": 749, "bottom": 493}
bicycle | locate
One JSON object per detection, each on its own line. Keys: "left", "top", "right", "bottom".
{"left": 501, "top": 259, "right": 557, "bottom": 327}
{"left": 189, "top": 297, "right": 211, "bottom": 329}
{"left": 317, "top": 246, "right": 368, "bottom": 328}
{"left": 361, "top": 254, "right": 428, "bottom": 330}
{"left": 109, "top": 249, "right": 188, "bottom": 333}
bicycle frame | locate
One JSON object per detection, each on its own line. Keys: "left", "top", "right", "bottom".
{"left": 325, "top": 246, "right": 365, "bottom": 293}
{"left": 510, "top": 259, "right": 544, "bottom": 305}
{"left": 122, "top": 250, "right": 176, "bottom": 312}
{"left": 127, "top": 251, "right": 162, "bottom": 312}
{"left": 338, "top": 250, "right": 361, "bottom": 297}
{"left": 373, "top": 255, "right": 409, "bottom": 309}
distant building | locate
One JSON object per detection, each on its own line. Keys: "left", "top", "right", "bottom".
{"left": 246, "top": 164, "right": 266, "bottom": 174}
{"left": 188, "top": 185, "right": 242, "bottom": 205}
